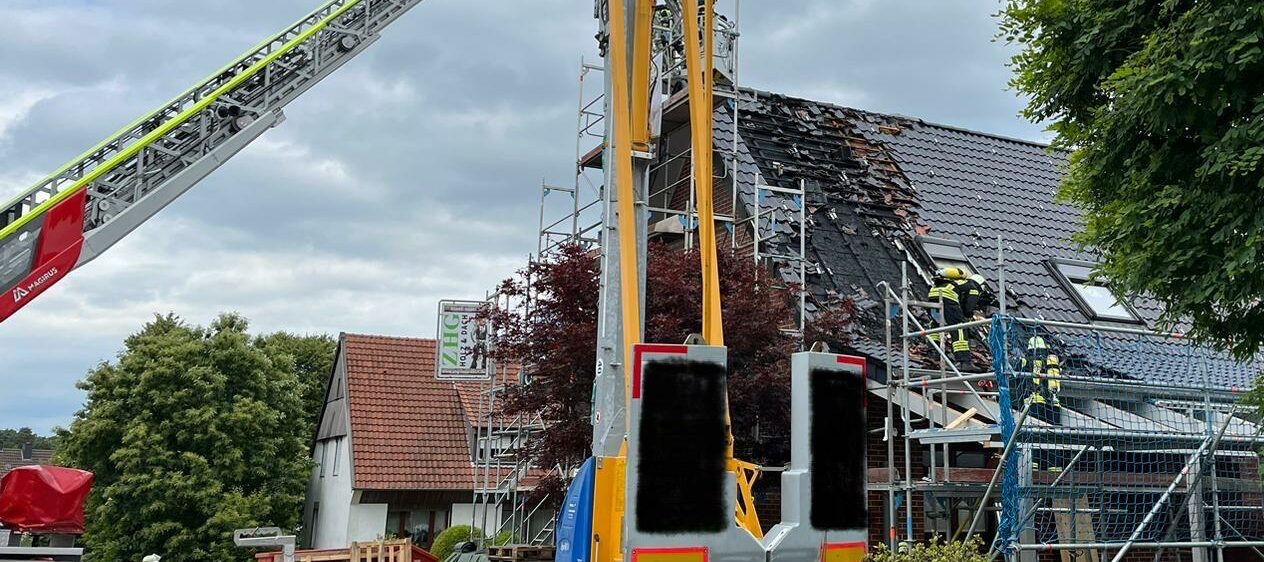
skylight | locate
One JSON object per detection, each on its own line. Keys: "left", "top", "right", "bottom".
{"left": 1048, "top": 260, "right": 1140, "bottom": 323}
{"left": 919, "top": 236, "right": 977, "bottom": 275}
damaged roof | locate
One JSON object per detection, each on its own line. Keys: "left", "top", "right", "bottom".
{"left": 727, "top": 89, "right": 1259, "bottom": 390}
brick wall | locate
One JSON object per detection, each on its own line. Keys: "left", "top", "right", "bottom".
{"left": 753, "top": 475, "right": 781, "bottom": 534}
{"left": 865, "top": 387, "right": 927, "bottom": 547}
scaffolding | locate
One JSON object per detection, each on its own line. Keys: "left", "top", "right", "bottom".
{"left": 541, "top": 3, "right": 815, "bottom": 335}
{"left": 879, "top": 242, "right": 1264, "bottom": 562}
{"left": 632, "top": 1, "right": 809, "bottom": 334}
{"left": 469, "top": 382, "right": 559, "bottom": 546}
{"left": 466, "top": 286, "right": 561, "bottom": 547}
{"left": 537, "top": 60, "right": 606, "bottom": 258}
{"left": 626, "top": 5, "right": 737, "bottom": 251}
{"left": 736, "top": 179, "right": 808, "bottom": 333}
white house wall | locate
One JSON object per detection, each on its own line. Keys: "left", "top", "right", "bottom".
{"left": 305, "top": 342, "right": 363, "bottom": 549}
{"left": 306, "top": 436, "right": 357, "bottom": 548}
{"left": 349, "top": 501, "right": 389, "bottom": 543}
{"left": 450, "top": 503, "right": 505, "bottom": 536}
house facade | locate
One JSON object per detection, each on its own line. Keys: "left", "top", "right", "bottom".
{"left": 303, "top": 334, "right": 550, "bottom": 550}
{"left": 642, "top": 88, "right": 1264, "bottom": 561}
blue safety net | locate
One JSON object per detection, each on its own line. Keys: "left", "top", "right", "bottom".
{"left": 985, "top": 316, "right": 1264, "bottom": 552}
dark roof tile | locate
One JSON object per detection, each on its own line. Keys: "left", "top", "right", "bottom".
{"left": 729, "top": 88, "right": 1260, "bottom": 389}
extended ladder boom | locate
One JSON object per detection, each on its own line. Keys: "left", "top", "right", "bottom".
{"left": 0, "top": 0, "right": 424, "bottom": 323}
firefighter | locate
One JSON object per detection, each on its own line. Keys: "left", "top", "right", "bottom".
{"left": 957, "top": 273, "right": 984, "bottom": 318}
{"left": 928, "top": 267, "right": 971, "bottom": 368}
{"left": 1022, "top": 335, "right": 1062, "bottom": 407}
{"left": 1043, "top": 354, "right": 1062, "bottom": 407}
{"left": 958, "top": 273, "right": 995, "bottom": 319}
{"left": 1023, "top": 334, "right": 1048, "bottom": 405}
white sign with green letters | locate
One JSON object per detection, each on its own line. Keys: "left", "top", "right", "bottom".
{"left": 435, "top": 300, "right": 492, "bottom": 380}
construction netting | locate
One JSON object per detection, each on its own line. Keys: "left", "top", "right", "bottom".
{"left": 986, "top": 316, "right": 1264, "bottom": 554}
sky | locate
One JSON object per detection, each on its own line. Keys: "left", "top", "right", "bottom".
{"left": 0, "top": 0, "right": 1046, "bottom": 434}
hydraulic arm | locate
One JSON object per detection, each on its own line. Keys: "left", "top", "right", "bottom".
{"left": 0, "top": 0, "right": 424, "bottom": 323}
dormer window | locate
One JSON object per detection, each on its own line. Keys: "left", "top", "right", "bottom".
{"left": 1048, "top": 259, "right": 1141, "bottom": 323}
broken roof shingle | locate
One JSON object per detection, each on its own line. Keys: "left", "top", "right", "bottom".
{"left": 728, "top": 89, "right": 1259, "bottom": 389}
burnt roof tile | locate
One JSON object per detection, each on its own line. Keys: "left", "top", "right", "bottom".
{"left": 729, "top": 88, "right": 1260, "bottom": 389}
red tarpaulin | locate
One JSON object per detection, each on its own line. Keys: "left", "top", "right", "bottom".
{"left": 0, "top": 465, "right": 93, "bottom": 534}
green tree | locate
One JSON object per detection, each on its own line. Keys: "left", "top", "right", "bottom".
{"left": 56, "top": 313, "right": 312, "bottom": 562}
{"left": 254, "top": 332, "right": 337, "bottom": 437}
{"left": 1000, "top": 1, "right": 1264, "bottom": 357}
{"left": 0, "top": 427, "right": 58, "bottom": 450}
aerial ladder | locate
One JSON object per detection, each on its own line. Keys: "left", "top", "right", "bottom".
{"left": 0, "top": 0, "right": 424, "bottom": 323}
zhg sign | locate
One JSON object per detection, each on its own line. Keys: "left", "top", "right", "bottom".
{"left": 435, "top": 300, "right": 492, "bottom": 380}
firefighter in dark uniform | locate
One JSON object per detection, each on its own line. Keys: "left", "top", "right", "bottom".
{"left": 928, "top": 268, "right": 971, "bottom": 368}
{"left": 1022, "top": 333, "right": 1063, "bottom": 424}
{"left": 957, "top": 272, "right": 996, "bottom": 378}
{"left": 1023, "top": 335, "right": 1063, "bottom": 407}
{"left": 957, "top": 274, "right": 993, "bottom": 319}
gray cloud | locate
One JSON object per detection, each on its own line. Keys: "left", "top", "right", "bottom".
{"left": 0, "top": 0, "right": 1041, "bottom": 432}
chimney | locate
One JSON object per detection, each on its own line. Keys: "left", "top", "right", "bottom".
{"left": 21, "top": 442, "right": 32, "bottom": 461}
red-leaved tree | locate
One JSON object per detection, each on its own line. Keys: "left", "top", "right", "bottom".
{"left": 483, "top": 242, "right": 853, "bottom": 500}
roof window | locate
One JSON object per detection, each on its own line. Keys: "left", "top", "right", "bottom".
{"left": 919, "top": 236, "right": 977, "bottom": 275}
{"left": 1048, "top": 259, "right": 1141, "bottom": 323}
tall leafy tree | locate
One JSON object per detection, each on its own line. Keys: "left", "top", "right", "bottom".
{"left": 254, "top": 332, "right": 337, "bottom": 437}
{"left": 484, "top": 243, "right": 852, "bottom": 500}
{"left": 57, "top": 314, "right": 313, "bottom": 562}
{"left": 0, "top": 427, "right": 58, "bottom": 450}
{"left": 1001, "top": 1, "right": 1264, "bottom": 357}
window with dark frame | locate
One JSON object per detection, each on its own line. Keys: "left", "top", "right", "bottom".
{"left": 1047, "top": 259, "right": 1141, "bottom": 323}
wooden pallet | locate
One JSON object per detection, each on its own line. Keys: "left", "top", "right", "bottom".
{"left": 255, "top": 539, "right": 437, "bottom": 562}
{"left": 487, "top": 544, "right": 556, "bottom": 562}
{"left": 351, "top": 539, "right": 413, "bottom": 562}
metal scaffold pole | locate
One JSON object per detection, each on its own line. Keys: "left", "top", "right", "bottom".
{"left": 997, "top": 235, "right": 1006, "bottom": 315}
{"left": 885, "top": 282, "right": 897, "bottom": 550}
{"left": 967, "top": 400, "right": 1034, "bottom": 540}
{"left": 1109, "top": 408, "right": 1237, "bottom": 562}
{"left": 799, "top": 178, "right": 807, "bottom": 334}
{"left": 1208, "top": 385, "right": 1227, "bottom": 562}
{"left": 901, "top": 261, "right": 914, "bottom": 542}
{"left": 1021, "top": 542, "right": 1264, "bottom": 551}
{"left": 729, "top": 0, "right": 742, "bottom": 252}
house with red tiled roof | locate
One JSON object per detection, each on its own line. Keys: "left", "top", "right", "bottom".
{"left": 302, "top": 333, "right": 551, "bottom": 550}
{"left": 0, "top": 445, "right": 54, "bottom": 478}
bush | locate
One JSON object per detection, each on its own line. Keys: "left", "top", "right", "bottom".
{"left": 490, "top": 530, "right": 513, "bottom": 546}
{"left": 866, "top": 537, "right": 988, "bottom": 562}
{"left": 431, "top": 525, "right": 482, "bottom": 560}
